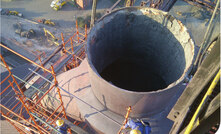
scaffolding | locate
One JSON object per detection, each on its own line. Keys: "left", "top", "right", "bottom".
{"left": 0, "top": 21, "right": 88, "bottom": 134}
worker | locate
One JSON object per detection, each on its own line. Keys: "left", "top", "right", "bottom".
{"left": 56, "top": 119, "right": 68, "bottom": 134}
{"left": 124, "top": 118, "right": 151, "bottom": 134}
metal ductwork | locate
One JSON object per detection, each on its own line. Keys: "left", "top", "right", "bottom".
{"left": 87, "top": 7, "right": 195, "bottom": 117}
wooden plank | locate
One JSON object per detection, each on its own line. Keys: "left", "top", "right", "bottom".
{"left": 167, "top": 37, "right": 220, "bottom": 133}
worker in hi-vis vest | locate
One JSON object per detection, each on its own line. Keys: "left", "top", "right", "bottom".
{"left": 124, "top": 118, "right": 151, "bottom": 134}
{"left": 56, "top": 119, "right": 68, "bottom": 134}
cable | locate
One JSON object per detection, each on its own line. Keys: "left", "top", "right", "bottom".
{"left": 28, "top": 68, "right": 122, "bottom": 126}
{"left": 192, "top": 0, "right": 220, "bottom": 73}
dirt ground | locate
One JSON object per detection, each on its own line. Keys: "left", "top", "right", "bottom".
{"left": 0, "top": 0, "right": 112, "bottom": 51}
{"left": 0, "top": 0, "right": 146, "bottom": 57}
{"left": 1, "top": 0, "right": 114, "bottom": 29}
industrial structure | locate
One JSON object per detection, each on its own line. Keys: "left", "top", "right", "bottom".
{"left": 0, "top": 21, "right": 88, "bottom": 133}
{"left": 0, "top": 0, "right": 220, "bottom": 134}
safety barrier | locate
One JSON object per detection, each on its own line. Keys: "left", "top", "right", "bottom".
{"left": 0, "top": 20, "right": 88, "bottom": 133}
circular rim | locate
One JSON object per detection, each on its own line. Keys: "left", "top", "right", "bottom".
{"left": 86, "top": 7, "right": 196, "bottom": 94}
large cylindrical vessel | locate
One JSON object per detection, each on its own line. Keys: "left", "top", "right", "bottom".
{"left": 87, "top": 7, "right": 195, "bottom": 117}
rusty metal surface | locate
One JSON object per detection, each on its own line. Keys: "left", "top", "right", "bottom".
{"left": 86, "top": 7, "right": 196, "bottom": 117}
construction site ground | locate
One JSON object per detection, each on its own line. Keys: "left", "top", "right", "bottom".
{"left": 0, "top": 0, "right": 220, "bottom": 133}
{"left": 0, "top": 0, "right": 116, "bottom": 74}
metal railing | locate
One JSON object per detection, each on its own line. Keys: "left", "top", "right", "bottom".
{"left": 0, "top": 20, "right": 88, "bottom": 134}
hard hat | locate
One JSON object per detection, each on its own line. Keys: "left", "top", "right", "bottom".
{"left": 56, "top": 119, "right": 64, "bottom": 127}
{"left": 130, "top": 129, "right": 142, "bottom": 134}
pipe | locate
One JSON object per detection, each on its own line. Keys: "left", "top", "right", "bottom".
{"left": 193, "top": 0, "right": 220, "bottom": 70}
{"left": 90, "top": 0, "right": 97, "bottom": 28}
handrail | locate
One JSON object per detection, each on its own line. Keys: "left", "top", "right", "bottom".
{"left": 118, "top": 106, "right": 132, "bottom": 134}
{"left": 8, "top": 80, "right": 43, "bottom": 132}
{"left": 0, "top": 44, "right": 52, "bottom": 74}
{"left": 51, "top": 65, "right": 67, "bottom": 119}
{"left": 0, "top": 22, "right": 87, "bottom": 134}
{"left": 0, "top": 74, "right": 11, "bottom": 85}
{"left": 13, "top": 74, "right": 60, "bottom": 103}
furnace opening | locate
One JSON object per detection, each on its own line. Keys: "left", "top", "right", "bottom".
{"left": 100, "top": 58, "right": 167, "bottom": 91}
{"left": 88, "top": 12, "right": 187, "bottom": 92}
